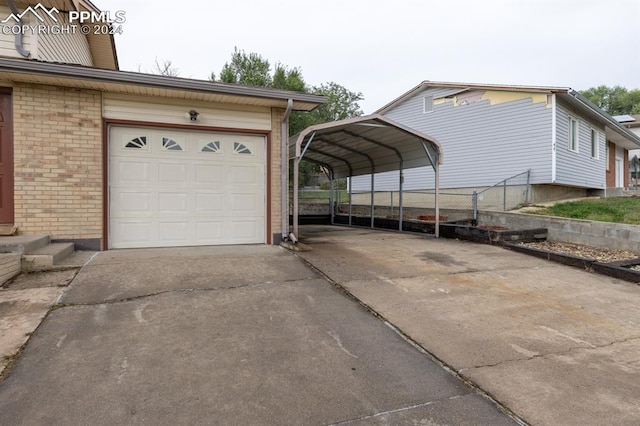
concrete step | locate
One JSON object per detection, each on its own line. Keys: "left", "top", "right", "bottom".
{"left": 0, "top": 235, "right": 50, "bottom": 254}
{"left": 22, "top": 242, "right": 75, "bottom": 272}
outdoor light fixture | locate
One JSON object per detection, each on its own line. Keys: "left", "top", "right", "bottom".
{"left": 187, "top": 110, "right": 200, "bottom": 121}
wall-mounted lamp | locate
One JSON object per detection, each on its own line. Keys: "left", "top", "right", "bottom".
{"left": 187, "top": 110, "right": 200, "bottom": 121}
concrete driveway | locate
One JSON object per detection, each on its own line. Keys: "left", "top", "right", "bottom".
{"left": 0, "top": 245, "right": 516, "bottom": 425}
{"left": 296, "top": 225, "right": 640, "bottom": 426}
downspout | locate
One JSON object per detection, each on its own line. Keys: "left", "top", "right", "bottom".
{"left": 281, "top": 99, "right": 293, "bottom": 242}
{"left": 6, "top": 0, "right": 31, "bottom": 58}
{"left": 551, "top": 93, "right": 557, "bottom": 183}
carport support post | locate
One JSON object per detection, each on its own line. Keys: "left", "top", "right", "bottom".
{"left": 329, "top": 170, "right": 335, "bottom": 225}
{"left": 281, "top": 99, "right": 293, "bottom": 241}
{"left": 399, "top": 166, "right": 404, "bottom": 232}
{"left": 293, "top": 141, "right": 301, "bottom": 240}
{"left": 348, "top": 173, "right": 353, "bottom": 225}
{"left": 435, "top": 161, "right": 440, "bottom": 238}
{"left": 370, "top": 169, "right": 375, "bottom": 228}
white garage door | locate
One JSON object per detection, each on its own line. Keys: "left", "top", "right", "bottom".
{"left": 109, "top": 126, "right": 266, "bottom": 249}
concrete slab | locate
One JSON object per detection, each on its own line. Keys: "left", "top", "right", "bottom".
{"left": 0, "top": 243, "right": 516, "bottom": 425}
{"left": 4, "top": 270, "right": 78, "bottom": 290}
{"left": 0, "top": 287, "right": 63, "bottom": 376}
{"left": 62, "top": 246, "right": 318, "bottom": 304}
{"left": 296, "top": 225, "right": 640, "bottom": 425}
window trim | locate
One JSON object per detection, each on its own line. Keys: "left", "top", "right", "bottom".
{"left": 567, "top": 116, "right": 579, "bottom": 153}
{"left": 590, "top": 128, "right": 599, "bottom": 159}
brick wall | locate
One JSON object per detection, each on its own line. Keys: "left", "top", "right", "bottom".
{"left": 13, "top": 83, "right": 103, "bottom": 241}
{"left": 270, "top": 108, "right": 284, "bottom": 243}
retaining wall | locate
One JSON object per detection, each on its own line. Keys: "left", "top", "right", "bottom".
{"left": 479, "top": 211, "right": 640, "bottom": 252}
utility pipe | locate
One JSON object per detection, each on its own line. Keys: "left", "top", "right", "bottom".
{"left": 281, "top": 99, "right": 293, "bottom": 242}
{"left": 6, "top": 0, "right": 30, "bottom": 58}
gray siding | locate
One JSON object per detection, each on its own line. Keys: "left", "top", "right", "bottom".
{"left": 554, "top": 101, "right": 606, "bottom": 188}
{"left": 354, "top": 88, "right": 552, "bottom": 191}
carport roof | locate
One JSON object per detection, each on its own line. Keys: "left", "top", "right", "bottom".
{"left": 290, "top": 114, "right": 443, "bottom": 179}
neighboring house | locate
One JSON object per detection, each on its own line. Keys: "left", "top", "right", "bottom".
{"left": 615, "top": 114, "right": 640, "bottom": 187}
{"left": 352, "top": 81, "right": 640, "bottom": 202}
{"left": 0, "top": 0, "right": 324, "bottom": 249}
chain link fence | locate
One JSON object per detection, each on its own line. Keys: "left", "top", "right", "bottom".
{"left": 294, "top": 170, "right": 531, "bottom": 223}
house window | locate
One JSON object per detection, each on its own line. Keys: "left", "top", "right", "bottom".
{"left": 590, "top": 129, "right": 599, "bottom": 159}
{"left": 568, "top": 117, "right": 578, "bottom": 152}
{"left": 423, "top": 95, "right": 434, "bottom": 113}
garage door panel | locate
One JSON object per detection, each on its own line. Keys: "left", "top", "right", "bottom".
{"left": 158, "top": 162, "right": 188, "bottom": 185}
{"left": 195, "top": 163, "right": 224, "bottom": 184}
{"left": 195, "top": 192, "right": 225, "bottom": 213}
{"left": 158, "top": 192, "right": 189, "bottom": 214}
{"left": 195, "top": 221, "right": 225, "bottom": 243}
{"left": 109, "top": 126, "right": 266, "bottom": 249}
{"left": 230, "top": 192, "right": 261, "bottom": 214}
{"left": 229, "top": 165, "right": 262, "bottom": 185}
{"left": 113, "top": 221, "right": 154, "bottom": 246}
{"left": 112, "top": 159, "right": 152, "bottom": 185}
{"left": 230, "top": 220, "right": 261, "bottom": 242}
{"left": 112, "top": 191, "right": 152, "bottom": 214}
{"left": 158, "top": 221, "right": 190, "bottom": 244}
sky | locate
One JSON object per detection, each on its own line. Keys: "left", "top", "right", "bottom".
{"left": 100, "top": 0, "right": 640, "bottom": 114}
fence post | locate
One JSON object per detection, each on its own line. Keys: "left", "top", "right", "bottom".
{"left": 524, "top": 169, "right": 530, "bottom": 204}
{"left": 472, "top": 191, "right": 478, "bottom": 225}
{"left": 503, "top": 180, "right": 507, "bottom": 211}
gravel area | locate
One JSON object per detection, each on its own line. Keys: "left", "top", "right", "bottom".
{"left": 518, "top": 241, "right": 640, "bottom": 264}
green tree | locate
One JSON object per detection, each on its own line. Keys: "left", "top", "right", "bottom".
{"left": 580, "top": 85, "right": 640, "bottom": 115}
{"left": 210, "top": 48, "right": 364, "bottom": 187}
{"left": 211, "top": 47, "right": 272, "bottom": 87}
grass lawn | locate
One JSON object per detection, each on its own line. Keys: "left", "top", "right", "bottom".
{"left": 526, "top": 197, "right": 640, "bottom": 225}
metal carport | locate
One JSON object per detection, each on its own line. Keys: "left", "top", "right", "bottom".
{"left": 289, "top": 114, "right": 443, "bottom": 239}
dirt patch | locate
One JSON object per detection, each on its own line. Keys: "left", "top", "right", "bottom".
{"left": 518, "top": 241, "right": 640, "bottom": 263}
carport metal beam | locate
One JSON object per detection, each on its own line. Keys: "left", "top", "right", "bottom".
{"left": 313, "top": 136, "right": 376, "bottom": 229}
{"left": 306, "top": 147, "right": 354, "bottom": 226}
{"left": 341, "top": 129, "right": 405, "bottom": 231}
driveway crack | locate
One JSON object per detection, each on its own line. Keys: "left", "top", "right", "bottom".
{"left": 326, "top": 395, "right": 468, "bottom": 425}
{"left": 52, "top": 280, "right": 283, "bottom": 308}
{"left": 460, "top": 335, "right": 640, "bottom": 371}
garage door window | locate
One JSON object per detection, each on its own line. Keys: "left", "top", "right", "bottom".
{"left": 162, "top": 137, "right": 183, "bottom": 151}
{"left": 201, "top": 141, "right": 221, "bottom": 153}
{"left": 125, "top": 136, "right": 147, "bottom": 149}
{"left": 233, "top": 142, "right": 252, "bottom": 155}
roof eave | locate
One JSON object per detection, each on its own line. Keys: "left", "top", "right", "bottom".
{"left": 0, "top": 58, "right": 326, "bottom": 110}
{"left": 376, "top": 80, "right": 572, "bottom": 114}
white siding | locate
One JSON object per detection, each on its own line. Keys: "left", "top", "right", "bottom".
{"left": 0, "top": 5, "right": 34, "bottom": 60}
{"left": 36, "top": 11, "right": 92, "bottom": 66}
{"left": 354, "top": 88, "right": 553, "bottom": 191}
{"left": 0, "top": 7, "right": 92, "bottom": 65}
{"left": 554, "top": 101, "right": 606, "bottom": 188}
{"left": 103, "top": 94, "right": 272, "bottom": 131}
